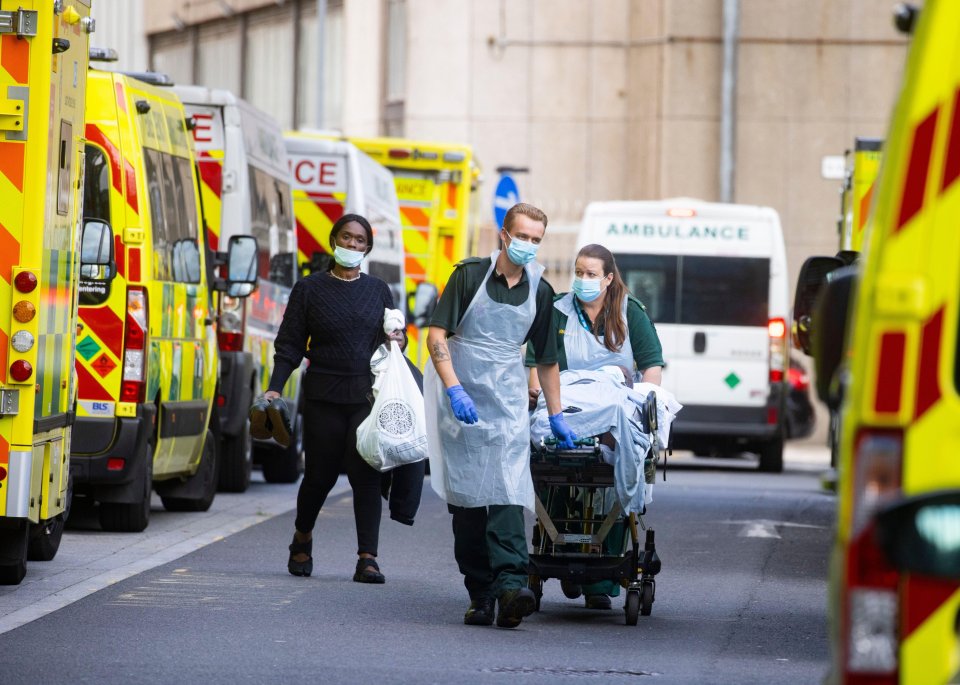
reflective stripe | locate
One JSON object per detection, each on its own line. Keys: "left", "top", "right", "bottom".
{"left": 5, "top": 450, "right": 32, "bottom": 518}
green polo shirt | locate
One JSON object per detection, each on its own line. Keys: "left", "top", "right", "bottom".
{"left": 524, "top": 293, "right": 665, "bottom": 372}
{"left": 429, "top": 257, "right": 559, "bottom": 364}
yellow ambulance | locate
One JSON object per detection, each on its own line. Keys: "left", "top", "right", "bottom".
{"left": 70, "top": 63, "right": 256, "bottom": 532}
{"left": 796, "top": 2, "right": 960, "bottom": 681}
{"left": 838, "top": 138, "right": 884, "bottom": 255}
{"left": 348, "top": 137, "right": 480, "bottom": 366}
{"left": 0, "top": 0, "right": 98, "bottom": 584}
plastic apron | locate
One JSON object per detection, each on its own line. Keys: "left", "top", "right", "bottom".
{"left": 556, "top": 292, "right": 635, "bottom": 376}
{"left": 425, "top": 253, "right": 542, "bottom": 511}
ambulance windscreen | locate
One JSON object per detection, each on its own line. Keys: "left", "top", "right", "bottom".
{"left": 618, "top": 254, "right": 769, "bottom": 327}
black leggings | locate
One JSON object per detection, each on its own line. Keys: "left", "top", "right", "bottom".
{"left": 295, "top": 400, "right": 382, "bottom": 556}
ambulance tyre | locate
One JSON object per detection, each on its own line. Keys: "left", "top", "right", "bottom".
{"left": 161, "top": 429, "right": 219, "bottom": 512}
{"left": 262, "top": 411, "right": 303, "bottom": 484}
{"left": 28, "top": 474, "right": 71, "bottom": 561}
{"left": 757, "top": 436, "right": 784, "bottom": 473}
{"left": 218, "top": 417, "right": 252, "bottom": 493}
{"left": 99, "top": 451, "right": 153, "bottom": 533}
{"left": 0, "top": 520, "right": 29, "bottom": 585}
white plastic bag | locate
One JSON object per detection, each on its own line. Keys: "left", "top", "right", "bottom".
{"left": 356, "top": 341, "right": 428, "bottom": 472}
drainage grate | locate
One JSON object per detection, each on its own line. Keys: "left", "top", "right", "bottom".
{"left": 481, "top": 667, "right": 659, "bottom": 678}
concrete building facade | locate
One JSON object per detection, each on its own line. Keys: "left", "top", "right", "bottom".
{"left": 126, "top": 0, "right": 909, "bottom": 286}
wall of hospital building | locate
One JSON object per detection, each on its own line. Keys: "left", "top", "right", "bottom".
{"left": 89, "top": 0, "right": 147, "bottom": 72}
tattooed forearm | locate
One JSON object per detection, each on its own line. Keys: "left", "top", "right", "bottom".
{"left": 430, "top": 341, "right": 451, "bottom": 363}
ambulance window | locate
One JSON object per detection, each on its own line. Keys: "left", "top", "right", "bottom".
{"left": 248, "top": 166, "right": 296, "bottom": 288}
{"left": 83, "top": 145, "right": 111, "bottom": 223}
{"left": 170, "top": 157, "right": 201, "bottom": 283}
{"left": 143, "top": 149, "right": 171, "bottom": 281}
{"left": 679, "top": 256, "right": 769, "bottom": 327}
{"left": 617, "top": 254, "right": 678, "bottom": 324}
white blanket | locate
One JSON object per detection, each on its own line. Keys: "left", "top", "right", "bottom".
{"left": 530, "top": 370, "right": 681, "bottom": 514}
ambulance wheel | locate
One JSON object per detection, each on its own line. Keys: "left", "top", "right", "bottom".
{"left": 218, "top": 418, "right": 252, "bottom": 493}
{"left": 0, "top": 521, "right": 28, "bottom": 584}
{"left": 99, "top": 453, "right": 153, "bottom": 533}
{"left": 28, "top": 473, "right": 72, "bottom": 561}
{"left": 757, "top": 436, "right": 784, "bottom": 473}
{"left": 262, "top": 412, "right": 303, "bottom": 484}
{"left": 28, "top": 516, "right": 65, "bottom": 562}
{"left": 640, "top": 580, "right": 655, "bottom": 617}
{"left": 162, "top": 429, "right": 219, "bottom": 512}
{"left": 624, "top": 590, "right": 640, "bottom": 626}
{"left": 529, "top": 576, "right": 543, "bottom": 612}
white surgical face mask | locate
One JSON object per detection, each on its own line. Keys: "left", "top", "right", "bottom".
{"left": 505, "top": 233, "right": 539, "bottom": 266}
{"left": 333, "top": 245, "right": 364, "bottom": 268}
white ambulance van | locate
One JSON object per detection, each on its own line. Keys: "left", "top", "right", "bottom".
{"left": 283, "top": 133, "right": 406, "bottom": 309}
{"left": 579, "top": 199, "right": 790, "bottom": 472}
{"left": 173, "top": 86, "right": 302, "bottom": 487}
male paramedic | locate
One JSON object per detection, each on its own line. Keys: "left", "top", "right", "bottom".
{"left": 424, "top": 202, "right": 577, "bottom": 629}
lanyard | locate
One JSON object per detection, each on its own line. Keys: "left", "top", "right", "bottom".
{"left": 572, "top": 297, "right": 596, "bottom": 333}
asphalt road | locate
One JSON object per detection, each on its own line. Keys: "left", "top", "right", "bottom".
{"left": 0, "top": 446, "right": 835, "bottom": 684}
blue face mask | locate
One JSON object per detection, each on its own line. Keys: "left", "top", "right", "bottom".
{"left": 333, "top": 245, "right": 365, "bottom": 268}
{"left": 572, "top": 277, "right": 604, "bottom": 302}
{"left": 505, "top": 234, "right": 540, "bottom": 266}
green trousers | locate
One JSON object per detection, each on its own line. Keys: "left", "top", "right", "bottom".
{"left": 449, "top": 504, "right": 529, "bottom": 599}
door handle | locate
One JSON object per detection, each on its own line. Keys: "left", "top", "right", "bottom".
{"left": 693, "top": 331, "right": 706, "bottom": 354}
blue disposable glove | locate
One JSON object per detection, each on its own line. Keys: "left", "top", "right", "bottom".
{"left": 446, "top": 385, "right": 479, "bottom": 424}
{"left": 549, "top": 412, "right": 578, "bottom": 449}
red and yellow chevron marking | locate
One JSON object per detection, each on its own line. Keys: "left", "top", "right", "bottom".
{"left": 198, "top": 151, "right": 224, "bottom": 252}
{"left": 293, "top": 191, "right": 345, "bottom": 266}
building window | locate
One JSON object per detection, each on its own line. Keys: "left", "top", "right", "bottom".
{"left": 151, "top": 32, "right": 193, "bottom": 85}
{"left": 383, "top": 0, "right": 406, "bottom": 136}
{"left": 245, "top": 6, "right": 296, "bottom": 129}
{"left": 296, "top": 1, "right": 344, "bottom": 130}
{"left": 197, "top": 21, "right": 242, "bottom": 95}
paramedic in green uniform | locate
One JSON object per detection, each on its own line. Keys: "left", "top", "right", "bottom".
{"left": 424, "top": 202, "right": 577, "bottom": 629}
{"left": 526, "top": 243, "right": 664, "bottom": 610}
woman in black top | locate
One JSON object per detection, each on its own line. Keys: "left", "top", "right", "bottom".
{"left": 264, "top": 214, "right": 400, "bottom": 583}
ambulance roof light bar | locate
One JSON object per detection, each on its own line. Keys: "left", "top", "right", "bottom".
{"left": 89, "top": 46, "right": 118, "bottom": 62}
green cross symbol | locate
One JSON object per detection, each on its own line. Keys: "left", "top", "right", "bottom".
{"left": 77, "top": 336, "right": 102, "bottom": 361}
{"left": 724, "top": 372, "right": 741, "bottom": 389}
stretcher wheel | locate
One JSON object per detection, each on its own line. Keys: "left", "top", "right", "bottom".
{"left": 529, "top": 576, "right": 543, "bottom": 612}
{"left": 640, "top": 580, "right": 655, "bottom": 617}
{"left": 624, "top": 590, "right": 640, "bottom": 626}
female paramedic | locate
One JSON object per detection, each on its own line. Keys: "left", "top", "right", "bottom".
{"left": 526, "top": 242, "right": 665, "bottom": 610}
{"left": 261, "top": 214, "right": 402, "bottom": 584}
{"left": 425, "top": 202, "right": 577, "bottom": 630}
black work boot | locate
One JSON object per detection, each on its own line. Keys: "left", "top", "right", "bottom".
{"left": 464, "top": 597, "right": 495, "bottom": 626}
{"left": 496, "top": 588, "right": 537, "bottom": 628}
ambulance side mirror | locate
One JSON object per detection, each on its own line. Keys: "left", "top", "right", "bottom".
{"left": 410, "top": 282, "right": 438, "bottom": 328}
{"left": 811, "top": 265, "right": 857, "bottom": 408}
{"left": 875, "top": 491, "right": 960, "bottom": 580}
{"left": 793, "top": 256, "right": 845, "bottom": 355}
{"left": 213, "top": 235, "right": 259, "bottom": 296}
{"left": 79, "top": 219, "right": 116, "bottom": 281}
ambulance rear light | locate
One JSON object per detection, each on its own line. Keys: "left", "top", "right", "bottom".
{"left": 217, "top": 295, "right": 245, "bottom": 352}
{"left": 388, "top": 149, "right": 411, "bottom": 159}
{"left": 851, "top": 429, "right": 902, "bottom": 536}
{"left": 10, "top": 331, "right": 33, "bottom": 353}
{"left": 106, "top": 458, "right": 125, "bottom": 471}
{"left": 9, "top": 360, "right": 31, "bottom": 383}
{"left": 0, "top": 465, "right": 6, "bottom": 480}
{"left": 13, "top": 301, "right": 35, "bottom": 323}
{"left": 768, "top": 318, "right": 787, "bottom": 383}
{"left": 666, "top": 207, "right": 696, "bottom": 218}
{"left": 846, "top": 587, "right": 898, "bottom": 679}
{"left": 122, "top": 287, "right": 148, "bottom": 403}
{"left": 89, "top": 47, "right": 118, "bottom": 62}
{"left": 13, "top": 271, "right": 36, "bottom": 293}
{"left": 443, "top": 151, "right": 466, "bottom": 163}
{"left": 417, "top": 151, "right": 438, "bottom": 161}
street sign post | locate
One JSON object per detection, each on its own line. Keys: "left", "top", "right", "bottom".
{"left": 493, "top": 173, "right": 519, "bottom": 230}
